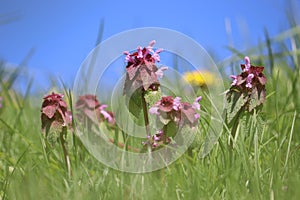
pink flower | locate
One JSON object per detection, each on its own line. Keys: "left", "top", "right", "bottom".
{"left": 245, "top": 73, "right": 254, "bottom": 88}
{"left": 156, "top": 96, "right": 176, "bottom": 112}
{"left": 142, "top": 129, "right": 171, "bottom": 150}
{"left": 153, "top": 134, "right": 160, "bottom": 141}
{"left": 173, "top": 97, "right": 181, "bottom": 111}
{"left": 41, "top": 92, "right": 72, "bottom": 133}
{"left": 149, "top": 96, "right": 201, "bottom": 128}
{"left": 229, "top": 56, "right": 267, "bottom": 90}
{"left": 147, "top": 40, "right": 156, "bottom": 52}
{"left": 137, "top": 46, "right": 143, "bottom": 59}
{"left": 155, "top": 66, "right": 168, "bottom": 78}
{"left": 244, "top": 56, "right": 251, "bottom": 72}
{"left": 230, "top": 75, "right": 237, "bottom": 86}
{"left": 152, "top": 48, "right": 163, "bottom": 62}
{"left": 123, "top": 40, "right": 166, "bottom": 94}
{"left": 149, "top": 106, "right": 159, "bottom": 115}
{"left": 99, "top": 104, "right": 115, "bottom": 124}
{"left": 123, "top": 51, "right": 134, "bottom": 63}
{"left": 123, "top": 40, "right": 163, "bottom": 67}
{"left": 227, "top": 56, "right": 267, "bottom": 112}
{"left": 194, "top": 113, "right": 200, "bottom": 120}
{"left": 0, "top": 96, "right": 2, "bottom": 109}
{"left": 75, "top": 95, "right": 115, "bottom": 125}
{"left": 192, "top": 96, "right": 202, "bottom": 110}
{"left": 75, "top": 94, "right": 101, "bottom": 123}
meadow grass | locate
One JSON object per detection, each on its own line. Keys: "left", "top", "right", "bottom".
{"left": 1, "top": 25, "right": 300, "bottom": 200}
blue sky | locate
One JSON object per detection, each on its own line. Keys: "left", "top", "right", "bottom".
{"left": 0, "top": 0, "right": 298, "bottom": 92}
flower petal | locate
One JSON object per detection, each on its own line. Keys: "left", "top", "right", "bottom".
{"left": 42, "top": 105, "right": 57, "bottom": 119}
{"left": 149, "top": 106, "right": 159, "bottom": 115}
{"left": 155, "top": 66, "right": 168, "bottom": 78}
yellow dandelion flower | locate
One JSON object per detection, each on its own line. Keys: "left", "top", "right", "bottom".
{"left": 183, "top": 70, "right": 215, "bottom": 87}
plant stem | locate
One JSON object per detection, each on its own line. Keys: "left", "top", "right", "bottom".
{"left": 229, "top": 111, "right": 241, "bottom": 148}
{"left": 114, "top": 127, "right": 119, "bottom": 146}
{"left": 141, "top": 90, "right": 151, "bottom": 152}
{"left": 60, "top": 130, "right": 72, "bottom": 178}
{"left": 141, "top": 90, "right": 151, "bottom": 137}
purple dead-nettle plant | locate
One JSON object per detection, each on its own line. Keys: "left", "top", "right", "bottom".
{"left": 227, "top": 56, "right": 267, "bottom": 123}
{"left": 123, "top": 40, "right": 168, "bottom": 141}
{"left": 41, "top": 92, "right": 72, "bottom": 176}
{"left": 226, "top": 56, "right": 267, "bottom": 145}
{"left": 229, "top": 56, "right": 267, "bottom": 91}
{"left": 145, "top": 95, "right": 201, "bottom": 150}
{"left": 75, "top": 94, "right": 101, "bottom": 124}
{"left": 75, "top": 94, "right": 115, "bottom": 126}
{"left": 75, "top": 94, "right": 119, "bottom": 149}
{"left": 41, "top": 92, "right": 72, "bottom": 141}
{"left": 99, "top": 104, "right": 115, "bottom": 125}
{"left": 150, "top": 96, "right": 202, "bottom": 128}
{"left": 123, "top": 40, "right": 166, "bottom": 95}
{"left": 142, "top": 129, "right": 171, "bottom": 151}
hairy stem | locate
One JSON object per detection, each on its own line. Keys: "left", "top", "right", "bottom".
{"left": 141, "top": 90, "right": 151, "bottom": 152}
{"left": 141, "top": 90, "right": 151, "bottom": 136}
{"left": 60, "top": 130, "right": 72, "bottom": 178}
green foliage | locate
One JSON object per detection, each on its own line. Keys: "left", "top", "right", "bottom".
{"left": 164, "top": 120, "right": 177, "bottom": 138}
{"left": 126, "top": 88, "right": 143, "bottom": 119}
{"left": 144, "top": 87, "right": 162, "bottom": 107}
{"left": 1, "top": 19, "right": 300, "bottom": 200}
{"left": 226, "top": 89, "right": 248, "bottom": 123}
{"left": 46, "top": 129, "right": 60, "bottom": 147}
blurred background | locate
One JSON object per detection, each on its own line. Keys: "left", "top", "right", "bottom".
{"left": 0, "top": 0, "right": 299, "bottom": 94}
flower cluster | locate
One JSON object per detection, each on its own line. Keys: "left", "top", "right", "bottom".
{"left": 226, "top": 57, "right": 267, "bottom": 121}
{"left": 75, "top": 94, "right": 115, "bottom": 125}
{"left": 40, "top": 92, "right": 73, "bottom": 175}
{"left": 149, "top": 96, "right": 202, "bottom": 128}
{"left": 183, "top": 70, "right": 215, "bottom": 87}
{"left": 123, "top": 40, "right": 167, "bottom": 94}
{"left": 124, "top": 40, "right": 163, "bottom": 64}
{"left": 142, "top": 130, "right": 171, "bottom": 150}
{"left": 41, "top": 92, "right": 72, "bottom": 136}
{"left": 230, "top": 56, "right": 267, "bottom": 90}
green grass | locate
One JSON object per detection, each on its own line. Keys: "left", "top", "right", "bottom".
{"left": 1, "top": 25, "right": 300, "bottom": 199}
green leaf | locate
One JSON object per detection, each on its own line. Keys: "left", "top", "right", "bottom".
{"left": 249, "top": 86, "right": 266, "bottom": 112}
{"left": 239, "top": 113, "right": 251, "bottom": 138}
{"left": 46, "top": 130, "right": 59, "bottom": 147}
{"left": 127, "top": 89, "right": 143, "bottom": 119}
{"left": 249, "top": 87, "right": 259, "bottom": 112}
{"left": 255, "top": 115, "right": 265, "bottom": 135}
{"left": 144, "top": 87, "right": 162, "bottom": 107}
{"left": 226, "top": 90, "right": 249, "bottom": 123}
{"left": 158, "top": 112, "right": 170, "bottom": 125}
{"left": 164, "top": 120, "right": 178, "bottom": 138}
